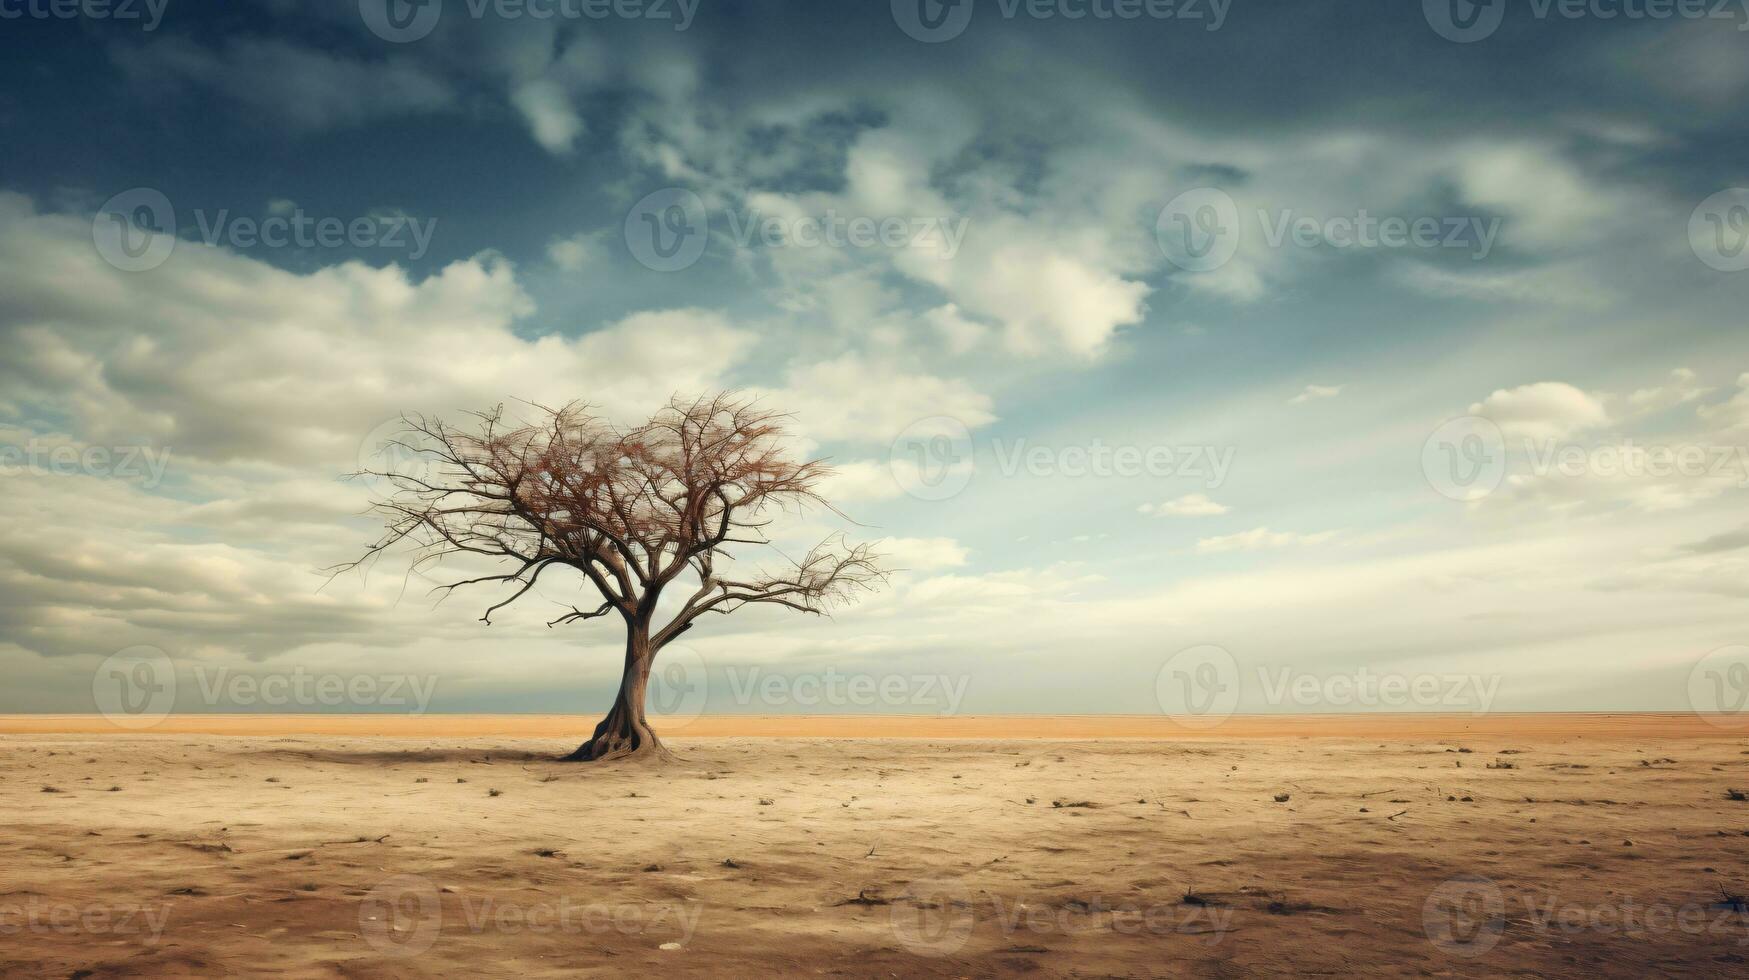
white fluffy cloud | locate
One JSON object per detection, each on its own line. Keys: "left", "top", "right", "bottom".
{"left": 0, "top": 194, "right": 754, "bottom": 468}
{"left": 1466, "top": 371, "right": 1749, "bottom": 515}
{"left": 1470, "top": 382, "right": 1610, "bottom": 442}
{"left": 896, "top": 214, "right": 1151, "bottom": 357}
{"left": 819, "top": 125, "right": 1154, "bottom": 359}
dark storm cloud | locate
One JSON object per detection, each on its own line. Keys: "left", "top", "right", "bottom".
{"left": 8, "top": 0, "right": 1743, "bottom": 183}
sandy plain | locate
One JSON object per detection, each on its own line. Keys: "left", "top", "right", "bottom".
{"left": 3, "top": 714, "right": 1748, "bottom": 977}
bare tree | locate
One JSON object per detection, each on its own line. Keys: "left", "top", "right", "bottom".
{"left": 338, "top": 393, "right": 884, "bottom": 761}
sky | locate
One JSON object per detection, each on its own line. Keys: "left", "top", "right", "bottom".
{"left": 1, "top": 0, "right": 1747, "bottom": 721}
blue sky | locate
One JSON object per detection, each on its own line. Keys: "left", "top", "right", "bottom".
{"left": 2, "top": 0, "right": 1748, "bottom": 717}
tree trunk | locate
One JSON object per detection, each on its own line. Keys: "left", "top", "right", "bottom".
{"left": 563, "top": 624, "right": 672, "bottom": 762}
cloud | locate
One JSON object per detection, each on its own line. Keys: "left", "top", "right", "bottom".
{"left": 876, "top": 537, "right": 970, "bottom": 572}
{"left": 1174, "top": 258, "right": 1267, "bottom": 304}
{"left": 1629, "top": 368, "right": 1710, "bottom": 414}
{"left": 814, "top": 460, "right": 904, "bottom": 503}
{"left": 112, "top": 37, "right": 456, "bottom": 132}
{"left": 0, "top": 194, "right": 771, "bottom": 666}
{"left": 922, "top": 304, "right": 988, "bottom": 356}
{"left": 1288, "top": 384, "right": 1344, "bottom": 405}
{"left": 573, "top": 309, "right": 756, "bottom": 406}
{"left": 0, "top": 470, "right": 392, "bottom": 661}
{"left": 1490, "top": 447, "right": 1747, "bottom": 515}
{"left": 772, "top": 121, "right": 1155, "bottom": 359}
{"left": 1472, "top": 370, "right": 1749, "bottom": 516}
{"left": 1450, "top": 143, "right": 1610, "bottom": 249}
{"left": 546, "top": 233, "right": 604, "bottom": 272}
{"left": 1469, "top": 382, "right": 1610, "bottom": 442}
{"left": 510, "top": 79, "right": 587, "bottom": 154}
{"left": 904, "top": 563, "right": 1104, "bottom": 608}
{"left": 7, "top": 7, "right": 1749, "bottom": 714}
{"left": 767, "top": 354, "right": 995, "bottom": 445}
{"left": 1196, "top": 527, "right": 1337, "bottom": 554}
{"left": 0, "top": 194, "right": 755, "bottom": 468}
{"left": 1699, "top": 374, "right": 1749, "bottom": 433}
{"left": 1677, "top": 526, "right": 1749, "bottom": 556}
{"left": 1620, "top": 19, "right": 1749, "bottom": 107}
{"left": 1140, "top": 493, "right": 1229, "bottom": 517}
{"left": 1396, "top": 256, "right": 1615, "bottom": 310}
{"left": 916, "top": 221, "right": 1152, "bottom": 357}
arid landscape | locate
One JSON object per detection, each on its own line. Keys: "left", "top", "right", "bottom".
{"left": 5, "top": 715, "right": 1748, "bottom": 977}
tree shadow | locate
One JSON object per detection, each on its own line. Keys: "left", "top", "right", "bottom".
{"left": 238, "top": 746, "right": 560, "bottom": 766}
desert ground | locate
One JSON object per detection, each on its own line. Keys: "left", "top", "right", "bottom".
{"left": 3, "top": 715, "right": 1748, "bottom": 977}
